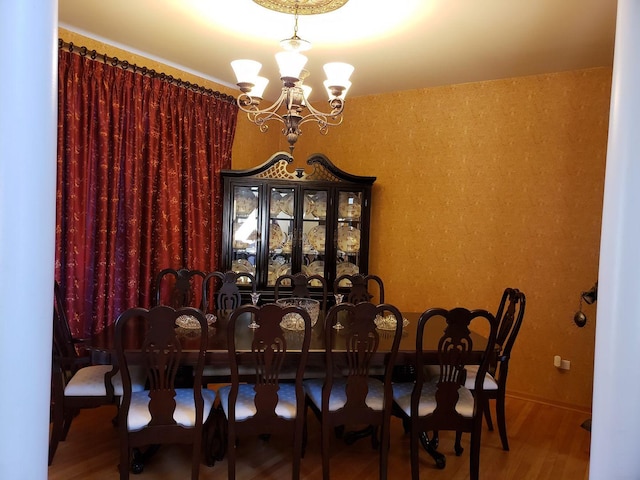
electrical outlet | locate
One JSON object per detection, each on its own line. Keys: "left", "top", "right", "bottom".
{"left": 554, "top": 355, "right": 571, "bottom": 370}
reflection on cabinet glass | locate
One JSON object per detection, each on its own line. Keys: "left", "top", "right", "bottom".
{"left": 222, "top": 152, "right": 375, "bottom": 297}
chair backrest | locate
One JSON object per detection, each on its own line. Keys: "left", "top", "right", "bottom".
{"left": 492, "top": 288, "right": 525, "bottom": 380}
{"left": 154, "top": 268, "right": 206, "bottom": 309}
{"left": 52, "top": 281, "right": 80, "bottom": 369}
{"left": 414, "top": 307, "right": 497, "bottom": 425}
{"left": 333, "top": 273, "right": 384, "bottom": 304}
{"left": 274, "top": 272, "right": 328, "bottom": 312}
{"left": 52, "top": 281, "right": 100, "bottom": 381}
{"left": 114, "top": 305, "right": 208, "bottom": 434}
{"left": 323, "top": 302, "right": 403, "bottom": 416}
{"left": 494, "top": 288, "right": 526, "bottom": 357}
{"left": 226, "top": 303, "right": 312, "bottom": 426}
{"left": 202, "top": 270, "right": 256, "bottom": 312}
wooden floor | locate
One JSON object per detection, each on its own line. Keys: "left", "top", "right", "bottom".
{"left": 48, "top": 395, "right": 591, "bottom": 479}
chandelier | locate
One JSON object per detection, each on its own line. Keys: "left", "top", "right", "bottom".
{"left": 230, "top": 1, "right": 354, "bottom": 153}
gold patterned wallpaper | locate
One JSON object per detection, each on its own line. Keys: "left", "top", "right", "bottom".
{"left": 60, "top": 28, "right": 610, "bottom": 411}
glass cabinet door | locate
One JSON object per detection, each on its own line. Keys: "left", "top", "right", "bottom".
{"left": 301, "top": 189, "right": 328, "bottom": 285}
{"left": 230, "top": 185, "right": 259, "bottom": 283}
{"left": 267, "top": 187, "right": 295, "bottom": 286}
{"left": 335, "top": 190, "right": 363, "bottom": 286}
{"left": 222, "top": 153, "right": 375, "bottom": 294}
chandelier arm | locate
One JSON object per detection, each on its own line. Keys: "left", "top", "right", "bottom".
{"left": 297, "top": 98, "right": 345, "bottom": 132}
{"left": 237, "top": 91, "right": 292, "bottom": 129}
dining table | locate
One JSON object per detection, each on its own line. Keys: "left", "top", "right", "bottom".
{"left": 88, "top": 310, "right": 490, "bottom": 370}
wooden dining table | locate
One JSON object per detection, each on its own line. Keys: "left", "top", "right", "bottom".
{"left": 88, "top": 310, "right": 489, "bottom": 370}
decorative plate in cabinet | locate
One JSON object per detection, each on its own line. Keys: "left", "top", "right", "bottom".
{"left": 337, "top": 225, "right": 361, "bottom": 253}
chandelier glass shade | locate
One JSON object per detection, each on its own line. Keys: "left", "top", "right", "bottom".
{"left": 231, "top": 5, "right": 354, "bottom": 153}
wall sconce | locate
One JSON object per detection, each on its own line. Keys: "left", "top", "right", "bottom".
{"left": 574, "top": 281, "right": 598, "bottom": 327}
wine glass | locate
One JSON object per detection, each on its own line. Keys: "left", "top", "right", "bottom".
{"left": 333, "top": 293, "right": 344, "bottom": 330}
{"left": 248, "top": 292, "right": 260, "bottom": 329}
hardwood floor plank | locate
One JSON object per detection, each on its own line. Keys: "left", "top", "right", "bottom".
{"left": 48, "top": 396, "right": 590, "bottom": 479}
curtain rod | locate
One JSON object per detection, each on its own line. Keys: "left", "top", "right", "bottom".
{"left": 58, "top": 39, "right": 236, "bottom": 104}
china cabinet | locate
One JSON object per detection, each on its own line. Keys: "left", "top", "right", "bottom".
{"left": 221, "top": 152, "right": 375, "bottom": 299}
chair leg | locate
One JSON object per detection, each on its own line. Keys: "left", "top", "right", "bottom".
{"left": 48, "top": 412, "right": 63, "bottom": 465}
{"left": 496, "top": 392, "right": 509, "bottom": 451}
{"left": 483, "top": 399, "right": 494, "bottom": 431}
{"left": 191, "top": 435, "right": 201, "bottom": 480}
{"left": 119, "top": 442, "right": 130, "bottom": 480}
{"left": 379, "top": 422, "right": 390, "bottom": 480}
{"left": 227, "top": 434, "right": 236, "bottom": 480}
{"left": 469, "top": 430, "right": 482, "bottom": 480}
{"left": 293, "top": 419, "right": 304, "bottom": 480}
{"left": 321, "top": 421, "right": 331, "bottom": 480}
{"left": 61, "top": 410, "right": 77, "bottom": 440}
{"left": 410, "top": 425, "right": 421, "bottom": 480}
{"left": 454, "top": 431, "right": 464, "bottom": 456}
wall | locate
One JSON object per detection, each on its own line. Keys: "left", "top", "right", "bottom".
{"left": 294, "top": 70, "right": 611, "bottom": 410}
{"left": 59, "top": 28, "right": 609, "bottom": 410}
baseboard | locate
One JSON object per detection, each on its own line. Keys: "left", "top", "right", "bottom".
{"left": 506, "top": 391, "right": 592, "bottom": 415}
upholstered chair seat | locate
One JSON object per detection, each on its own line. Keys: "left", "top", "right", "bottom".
{"left": 125, "top": 388, "right": 216, "bottom": 431}
{"left": 64, "top": 365, "right": 146, "bottom": 397}
{"left": 392, "top": 379, "right": 475, "bottom": 418}
{"left": 304, "top": 377, "right": 386, "bottom": 412}
{"left": 218, "top": 383, "right": 299, "bottom": 421}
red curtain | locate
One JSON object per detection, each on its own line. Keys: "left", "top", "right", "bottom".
{"left": 56, "top": 49, "right": 237, "bottom": 337}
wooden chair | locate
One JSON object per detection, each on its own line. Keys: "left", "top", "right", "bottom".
{"left": 333, "top": 273, "right": 384, "bottom": 304}
{"left": 114, "top": 305, "right": 216, "bottom": 479}
{"left": 153, "top": 267, "right": 206, "bottom": 309}
{"left": 200, "top": 270, "right": 257, "bottom": 383}
{"left": 49, "top": 281, "right": 145, "bottom": 465}
{"left": 392, "top": 307, "right": 497, "bottom": 479}
{"left": 467, "top": 288, "right": 526, "bottom": 450}
{"left": 304, "top": 302, "right": 404, "bottom": 480}
{"left": 201, "top": 270, "right": 255, "bottom": 312}
{"left": 425, "top": 288, "right": 526, "bottom": 451}
{"left": 274, "top": 272, "right": 328, "bottom": 313}
{"left": 218, "top": 303, "right": 312, "bottom": 480}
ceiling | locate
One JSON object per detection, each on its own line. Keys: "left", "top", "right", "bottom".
{"left": 58, "top": 0, "right": 617, "bottom": 101}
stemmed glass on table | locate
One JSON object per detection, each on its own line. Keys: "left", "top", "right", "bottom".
{"left": 248, "top": 292, "right": 260, "bottom": 329}
{"left": 333, "top": 293, "right": 344, "bottom": 329}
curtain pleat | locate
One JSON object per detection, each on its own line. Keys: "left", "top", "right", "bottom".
{"left": 56, "top": 49, "right": 238, "bottom": 336}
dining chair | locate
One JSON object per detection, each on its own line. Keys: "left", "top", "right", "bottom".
{"left": 274, "top": 272, "right": 328, "bottom": 313}
{"left": 218, "top": 303, "right": 312, "bottom": 480}
{"left": 114, "top": 305, "right": 216, "bottom": 479}
{"left": 425, "top": 288, "right": 526, "bottom": 451}
{"left": 304, "top": 301, "right": 404, "bottom": 480}
{"left": 153, "top": 267, "right": 206, "bottom": 309}
{"left": 49, "top": 281, "right": 146, "bottom": 465}
{"left": 466, "top": 288, "right": 526, "bottom": 450}
{"left": 201, "top": 270, "right": 256, "bottom": 312}
{"left": 199, "top": 270, "right": 257, "bottom": 385}
{"left": 333, "top": 273, "right": 384, "bottom": 304}
{"left": 392, "top": 307, "right": 497, "bottom": 479}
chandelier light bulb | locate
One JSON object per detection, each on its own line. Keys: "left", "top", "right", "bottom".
{"left": 251, "top": 76, "right": 269, "bottom": 99}
{"left": 275, "top": 51, "right": 308, "bottom": 84}
{"left": 323, "top": 62, "right": 355, "bottom": 88}
{"left": 231, "top": 59, "right": 262, "bottom": 85}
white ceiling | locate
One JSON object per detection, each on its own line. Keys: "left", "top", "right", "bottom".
{"left": 58, "top": 0, "right": 617, "bottom": 101}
